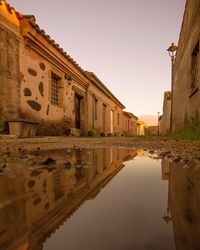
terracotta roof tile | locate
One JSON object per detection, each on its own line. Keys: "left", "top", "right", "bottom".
{"left": 1, "top": 1, "right": 90, "bottom": 81}
{"left": 123, "top": 111, "right": 138, "bottom": 120}
{"left": 0, "top": 0, "right": 23, "bottom": 19}
{"left": 85, "top": 71, "right": 125, "bottom": 109}
{"left": 20, "top": 15, "right": 92, "bottom": 81}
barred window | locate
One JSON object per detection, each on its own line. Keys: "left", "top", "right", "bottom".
{"left": 53, "top": 171, "right": 62, "bottom": 201}
{"left": 191, "top": 41, "right": 199, "bottom": 89}
{"left": 51, "top": 74, "right": 59, "bottom": 105}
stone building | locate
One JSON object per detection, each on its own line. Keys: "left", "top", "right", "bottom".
{"left": 159, "top": 91, "right": 171, "bottom": 135}
{"left": 122, "top": 111, "right": 138, "bottom": 136}
{"left": 0, "top": 1, "right": 91, "bottom": 136}
{"left": 0, "top": 0, "right": 141, "bottom": 137}
{"left": 172, "top": 0, "right": 200, "bottom": 132}
{"left": 146, "top": 126, "right": 158, "bottom": 136}
{"left": 85, "top": 71, "right": 125, "bottom": 136}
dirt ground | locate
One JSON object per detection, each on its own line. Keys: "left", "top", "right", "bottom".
{"left": 0, "top": 135, "right": 199, "bottom": 162}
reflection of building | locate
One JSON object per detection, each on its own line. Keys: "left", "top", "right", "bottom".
{"left": 161, "top": 158, "right": 170, "bottom": 181}
{"left": 0, "top": 148, "right": 137, "bottom": 249}
{"left": 0, "top": 172, "right": 28, "bottom": 250}
{"left": 161, "top": 158, "right": 172, "bottom": 225}
{"left": 163, "top": 159, "right": 200, "bottom": 249}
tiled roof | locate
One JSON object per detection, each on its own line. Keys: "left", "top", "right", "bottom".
{"left": 137, "top": 120, "right": 145, "bottom": 125}
{"left": 85, "top": 71, "right": 125, "bottom": 109}
{"left": 123, "top": 111, "right": 138, "bottom": 120}
{"left": 0, "top": 0, "right": 22, "bottom": 19}
{"left": 24, "top": 16, "right": 90, "bottom": 79}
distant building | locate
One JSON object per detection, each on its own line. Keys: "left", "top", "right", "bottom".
{"left": 159, "top": 91, "right": 171, "bottom": 135}
{"left": 146, "top": 126, "right": 158, "bottom": 136}
{"left": 136, "top": 120, "right": 146, "bottom": 136}
{"left": 172, "top": 0, "right": 200, "bottom": 132}
{"left": 122, "top": 111, "right": 138, "bottom": 136}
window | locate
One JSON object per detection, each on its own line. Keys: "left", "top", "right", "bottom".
{"left": 51, "top": 73, "right": 59, "bottom": 105}
{"left": 117, "top": 113, "right": 120, "bottom": 125}
{"left": 94, "top": 98, "right": 98, "bottom": 120}
{"left": 53, "top": 171, "right": 62, "bottom": 201}
{"left": 125, "top": 120, "right": 128, "bottom": 130}
{"left": 191, "top": 41, "right": 199, "bottom": 90}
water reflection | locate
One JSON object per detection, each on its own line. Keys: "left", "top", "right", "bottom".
{"left": 0, "top": 148, "right": 136, "bottom": 250}
{"left": 0, "top": 148, "right": 199, "bottom": 250}
{"left": 163, "top": 158, "right": 200, "bottom": 250}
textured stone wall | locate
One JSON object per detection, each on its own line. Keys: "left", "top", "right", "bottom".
{"left": 19, "top": 36, "right": 88, "bottom": 135}
{"left": 160, "top": 94, "right": 171, "bottom": 135}
{"left": 0, "top": 26, "right": 20, "bottom": 131}
{"left": 87, "top": 83, "right": 124, "bottom": 135}
{"left": 173, "top": 0, "right": 200, "bottom": 132}
{"left": 169, "top": 161, "right": 200, "bottom": 250}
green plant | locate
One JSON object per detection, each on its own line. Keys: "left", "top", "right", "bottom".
{"left": 171, "top": 119, "right": 200, "bottom": 140}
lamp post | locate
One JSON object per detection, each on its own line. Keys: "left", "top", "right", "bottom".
{"left": 167, "top": 42, "right": 177, "bottom": 133}
{"left": 157, "top": 112, "right": 160, "bottom": 136}
{"left": 162, "top": 164, "right": 172, "bottom": 224}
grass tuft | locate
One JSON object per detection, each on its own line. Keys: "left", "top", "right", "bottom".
{"left": 171, "top": 119, "right": 200, "bottom": 140}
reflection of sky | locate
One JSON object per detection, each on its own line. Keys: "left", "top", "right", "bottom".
{"left": 44, "top": 156, "right": 175, "bottom": 250}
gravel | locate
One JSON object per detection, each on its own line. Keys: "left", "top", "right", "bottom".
{"left": 0, "top": 136, "right": 199, "bottom": 163}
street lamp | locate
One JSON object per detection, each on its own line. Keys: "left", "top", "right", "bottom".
{"left": 167, "top": 42, "right": 177, "bottom": 60}
{"left": 167, "top": 42, "right": 178, "bottom": 133}
{"left": 157, "top": 112, "right": 160, "bottom": 136}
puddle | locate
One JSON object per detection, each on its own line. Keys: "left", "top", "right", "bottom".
{"left": 0, "top": 148, "right": 199, "bottom": 249}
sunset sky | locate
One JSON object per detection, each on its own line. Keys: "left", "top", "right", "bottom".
{"left": 9, "top": 0, "right": 186, "bottom": 118}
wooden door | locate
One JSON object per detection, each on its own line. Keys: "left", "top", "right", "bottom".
{"left": 75, "top": 94, "right": 81, "bottom": 129}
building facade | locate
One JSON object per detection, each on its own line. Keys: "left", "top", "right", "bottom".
{"left": 0, "top": 1, "right": 142, "bottom": 137}
{"left": 146, "top": 126, "right": 158, "bottom": 136}
{"left": 136, "top": 120, "right": 146, "bottom": 136}
{"left": 172, "top": 0, "right": 200, "bottom": 132}
{"left": 122, "top": 111, "right": 138, "bottom": 136}
{"left": 159, "top": 91, "right": 171, "bottom": 135}
{"left": 85, "top": 72, "right": 125, "bottom": 136}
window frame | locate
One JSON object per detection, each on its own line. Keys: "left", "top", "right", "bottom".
{"left": 50, "top": 72, "right": 60, "bottom": 105}
{"left": 190, "top": 41, "right": 199, "bottom": 97}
